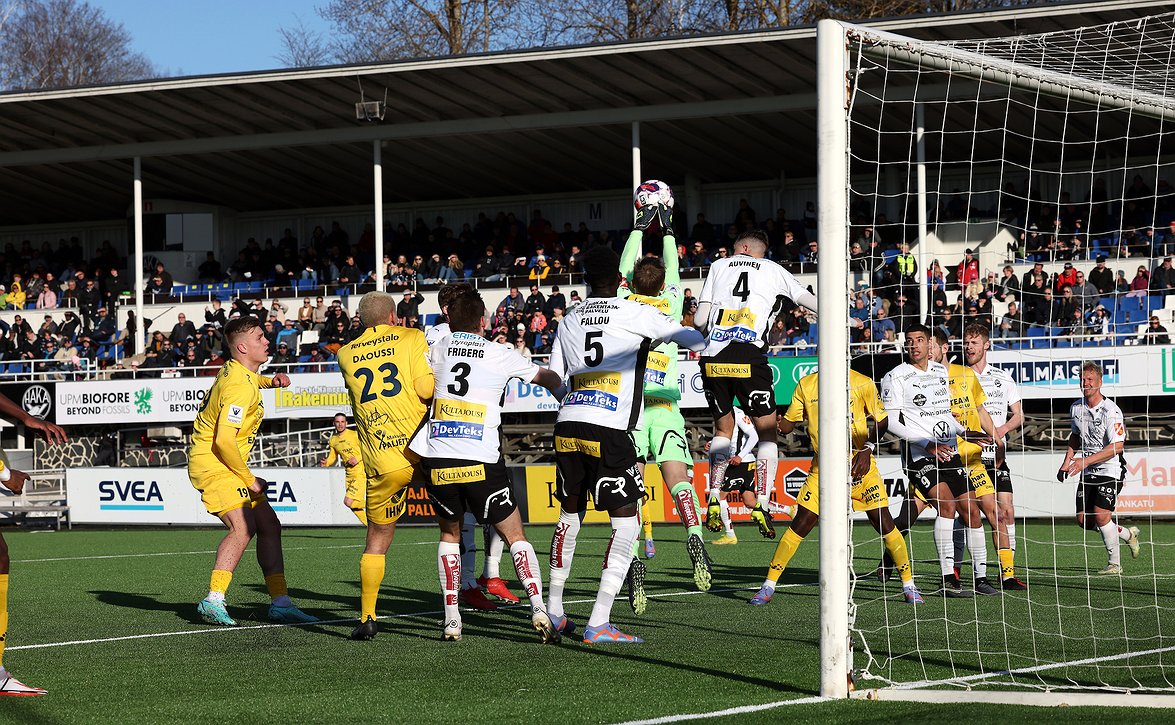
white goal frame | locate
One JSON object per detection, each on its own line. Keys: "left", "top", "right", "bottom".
{"left": 815, "top": 16, "right": 1175, "bottom": 708}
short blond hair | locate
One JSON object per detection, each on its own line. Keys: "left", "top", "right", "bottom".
{"left": 357, "top": 292, "right": 396, "bottom": 328}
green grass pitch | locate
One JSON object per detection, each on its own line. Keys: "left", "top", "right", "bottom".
{"left": 2, "top": 519, "right": 1173, "bottom": 722}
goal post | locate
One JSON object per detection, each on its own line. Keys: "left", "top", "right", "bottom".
{"left": 817, "top": 12, "right": 1175, "bottom": 707}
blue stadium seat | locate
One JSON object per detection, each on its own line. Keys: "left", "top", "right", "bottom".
{"left": 172, "top": 283, "right": 188, "bottom": 296}
{"left": 1026, "top": 327, "right": 1048, "bottom": 349}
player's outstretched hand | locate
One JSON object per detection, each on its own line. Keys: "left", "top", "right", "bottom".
{"left": 271, "top": 372, "right": 292, "bottom": 388}
{"left": 960, "top": 429, "right": 993, "bottom": 446}
{"left": 1064, "top": 458, "right": 1086, "bottom": 478}
{"left": 729, "top": 456, "right": 742, "bottom": 467}
{"left": 27, "top": 417, "right": 67, "bottom": 446}
{"left": 1056, "top": 468, "right": 1068, "bottom": 482}
{"left": 2, "top": 468, "right": 30, "bottom": 495}
{"left": 250, "top": 477, "right": 268, "bottom": 494}
{"left": 346, "top": 456, "right": 359, "bottom": 467}
{"left": 926, "top": 441, "right": 955, "bottom": 463}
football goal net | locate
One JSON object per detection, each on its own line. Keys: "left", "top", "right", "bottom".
{"left": 815, "top": 12, "right": 1175, "bottom": 707}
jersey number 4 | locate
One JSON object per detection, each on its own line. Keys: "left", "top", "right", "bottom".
{"left": 354, "top": 362, "right": 402, "bottom": 402}
{"left": 733, "top": 271, "right": 750, "bottom": 303}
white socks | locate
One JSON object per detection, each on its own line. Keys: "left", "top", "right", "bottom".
{"left": 483, "top": 526, "right": 505, "bottom": 580}
{"left": 588, "top": 515, "right": 639, "bottom": 628}
{"left": 1116, "top": 524, "right": 1132, "bottom": 542}
{"left": 1007, "top": 522, "right": 1017, "bottom": 552}
{"left": 952, "top": 517, "right": 967, "bottom": 569}
{"left": 966, "top": 526, "right": 987, "bottom": 580}
{"left": 547, "top": 510, "right": 581, "bottom": 620}
{"left": 934, "top": 516, "right": 956, "bottom": 576}
{"left": 755, "top": 441, "right": 778, "bottom": 502}
{"left": 438, "top": 541, "right": 462, "bottom": 625}
{"left": 459, "top": 512, "right": 479, "bottom": 589}
{"left": 709, "top": 436, "right": 732, "bottom": 494}
{"left": 719, "top": 499, "right": 734, "bottom": 537}
{"left": 1100, "top": 521, "right": 1121, "bottom": 566}
{"left": 509, "top": 541, "right": 545, "bottom": 610}
{"left": 206, "top": 590, "right": 225, "bottom": 602}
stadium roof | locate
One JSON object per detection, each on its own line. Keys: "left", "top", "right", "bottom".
{"left": 0, "top": 0, "right": 1169, "bottom": 226}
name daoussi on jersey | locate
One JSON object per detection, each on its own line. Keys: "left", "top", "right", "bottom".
{"left": 409, "top": 331, "right": 539, "bottom": 464}
{"left": 1070, "top": 397, "right": 1127, "bottom": 480}
{"left": 880, "top": 361, "right": 964, "bottom": 461}
{"left": 697, "top": 256, "right": 809, "bottom": 356}
{"left": 336, "top": 324, "right": 432, "bottom": 476}
{"left": 549, "top": 296, "right": 691, "bottom": 431}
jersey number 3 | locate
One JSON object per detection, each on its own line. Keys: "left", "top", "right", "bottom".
{"left": 355, "top": 362, "right": 402, "bottom": 402}
{"left": 448, "top": 363, "right": 471, "bottom": 396}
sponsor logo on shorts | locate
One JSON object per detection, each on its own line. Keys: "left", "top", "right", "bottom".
{"left": 430, "top": 464, "right": 486, "bottom": 485}
{"left": 555, "top": 436, "right": 601, "bottom": 457}
{"left": 704, "top": 363, "right": 751, "bottom": 378}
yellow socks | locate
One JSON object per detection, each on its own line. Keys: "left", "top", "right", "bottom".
{"left": 0, "top": 573, "right": 8, "bottom": 668}
{"left": 998, "top": 548, "right": 1015, "bottom": 580}
{"left": 360, "top": 553, "right": 386, "bottom": 620}
{"left": 265, "top": 573, "right": 288, "bottom": 598}
{"left": 641, "top": 497, "right": 654, "bottom": 540}
{"left": 208, "top": 569, "right": 232, "bottom": 601}
{"left": 351, "top": 508, "right": 368, "bottom": 526}
{"left": 766, "top": 528, "right": 805, "bottom": 584}
{"left": 883, "top": 529, "right": 913, "bottom": 584}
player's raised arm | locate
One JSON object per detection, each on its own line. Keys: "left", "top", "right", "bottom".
{"left": 0, "top": 392, "right": 67, "bottom": 445}
{"left": 532, "top": 367, "right": 562, "bottom": 393}
{"left": 410, "top": 331, "right": 435, "bottom": 402}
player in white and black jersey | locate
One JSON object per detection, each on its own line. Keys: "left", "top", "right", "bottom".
{"left": 546, "top": 245, "right": 705, "bottom": 644}
{"left": 424, "top": 284, "right": 512, "bottom": 612}
{"left": 963, "top": 323, "right": 1027, "bottom": 589}
{"left": 1058, "top": 362, "right": 1141, "bottom": 575}
{"left": 694, "top": 230, "right": 817, "bottom": 539}
{"left": 880, "top": 324, "right": 992, "bottom": 597}
{"left": 708, "top": 407, "right": 759, "bottom": 545}
{"left": 409, "top": 288, "right": 562, "bottom": 643}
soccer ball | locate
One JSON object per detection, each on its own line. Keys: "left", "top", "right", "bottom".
{"left": 634, "top": 179, "right": 674, "bottom": 210}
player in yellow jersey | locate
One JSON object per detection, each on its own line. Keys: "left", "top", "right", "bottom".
{"left": 749, "top": 370, "right": 923, "bottom": 605}
{"left": 0, "top": 393, "right": 65, "bottom": 696}
{"left": 337, "top": 291, "right": 434, "bottom": 641}
{"left": 321, "top": 413, "right": 367, "bottom": 524}
{"left": 190, "top": 316, "right": 318, "bottom": 627}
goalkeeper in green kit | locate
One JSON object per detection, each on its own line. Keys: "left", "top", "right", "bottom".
{"left": 619, "top": 187, "right": 713, "bottom": 605}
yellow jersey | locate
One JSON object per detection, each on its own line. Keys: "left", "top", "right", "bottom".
{"left": 785, "top": 369, "right": 887, "bottom": 460}
{"left": 325, "top": 428, "right": 365, "bottom": 484}
{"left": 188, "top": 359, "right": 274, "bottom": 483}
{"left": 337, "top": 324, "right": 433, "bottom": 477}
{"left": 947, "top": 362, "right": 987, "bottom": 461}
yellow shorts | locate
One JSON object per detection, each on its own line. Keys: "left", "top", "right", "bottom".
{"left": 366, "top": 465, "right": 416, "bottom": 525}
{"left": 795, "top": 459, "right": 888, "bottom": 516}
{"left": 190, "top": 464, "right": 260, "bottom": 517}
{"left": 344, "top": 475, "right": 367, "bottom": 508}
{"left": 965, "top": 459, "right": 995, "bottom": 498}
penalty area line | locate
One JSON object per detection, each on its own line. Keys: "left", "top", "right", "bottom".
{"left": 608, "top": 695, "right": 831, "bottom": 724}
{"left": 13, "top": 540, "right": 441, "bottom": 563}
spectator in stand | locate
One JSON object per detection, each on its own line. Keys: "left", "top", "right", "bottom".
{"left": 871, "top": 307, "right": 896, "bottom": 344}
{"left": 397, "top": 291, "right": 423, "bottom": 321}
{"left": 57, "top": 310, "right": 80, "bottom": 342}
{"left": 312, "top": 296, "right": 328, "bottom": 330}
{"left": 153, "top": 262, "right": 173, "bottom": 295}
{"left": 276, "top": 319, "right": 300, "bottom": 349}
{"left": 1026, "top": 288, "right": 1054, "bottom": 328}
{"left": 849, "top": 295, "right": 870, "bottom": 325}
{"left": 296, "top": 297, "right": 314, "bottom": 330}
{"left": 1141, "top": 316, "right": 1171, "bottom": 345}
{"left": 524, "top": 285, "right": 545, "bottom": 315}
{"left": 1151, "top": 257, "right": 1175, "bottom": 296}
{"left": 1084, "top": 304, "right": 1110, "bottom": 342}
{"left": 269, "top": 299, "right": 288, "bottom": 325}
{"left": 1088, "top": 255, "right": 1115, "bottom": 295}
{"left": 1022, "top": 261, "right": 1048, "bottom": 291}
{"left": 103, "top": 268, "right": 128, "bottom": 308}
{"left": 889, "top": 293, "right": 917, "bottom": 333}
{"left": 938, "top": 307, "right": 961, "bottom": 341}
{"left": 734, "top": 198, "right": 756, "bottom": 228}
{"left": 544, "top": 286, "right": 566, "bottom": 318}
{"left": 848, "top": 241, "right": 867, "bottom": 272}
{"left": 204, "top": 300, "right": 227, "bottom": 329}
{"left": 91, "top": 308, "right": 117, "bottom": 343}
{"left": 767, "top": 318, "right": 788, "bottom": 350}
{"left": 197, "top": 252, "right": 223, "bottom": 283}
{"left": 439, "top": 254, "right": 462, "bottom": 283}
{"left": 168, "top": 312, "right": 196, "bottom": 346}
{"left": 927, "top": 260, "right": 946, "bottom": 293}
{"left": 76, "top": 337, "right": 98, "bottom": 368}
{"left": 1053, "top": 262, "right": 1077, "bottom": 292}
{"left": 37, "top": 279, "right": 58, "bottom": 309}
{"left": 17, "top": 328, "right": 41, "bottom": 360}
{"left": 271, "top": 341, "right": 296, "bottom": 367}
{"left": 996, "top": 302, "right": 1023, "bottom": 340}
{"left": 475, "top": 246, "right": 503, "bottom": 281}
{"left": 691, "top": 213, "right": 715, "bottom": 248}
{"left": 146, "top": 274, "right": 168, "bottom": 296}
{"left": 6, "top": 274, "right": 26, "bottom": 310}
{"left": 1129, "top": 265, "right": 1150, "bottom": 297}
{"left": 498, "top": 286, "right": 524, "bottom": 312}
{"left": 337, "top": 254, "right": 361, "bottom": 287}
{"left": 261, "top": 320, "right": 280, "bottom": 349}
{"left": 1115, "top": 269, "right": 1130, "bottom": 295}
{"left": 320, "top": 320, "right": 348, "bottom": 356}
{"left": 1071, "top": 270, "right": 1098, "bottom": 311}
{"left": 956, "top": 248, "right": 980, "bottom": 289}
{"left": 528, "top": 255, "right": 551, "bottom": 281}
{"left": 1055, "top": 286, "right": 1078, "bottom": 328}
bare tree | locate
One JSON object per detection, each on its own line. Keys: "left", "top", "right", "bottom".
{"left": 276, "top": 16, "right": 334, "bottom": 68}
{"left": 0, "top": 0, "right": 156, "bottom": 90}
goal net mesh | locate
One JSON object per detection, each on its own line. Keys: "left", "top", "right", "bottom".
{"left": 839, "top": 13, "right": 1175, "bottom": 695}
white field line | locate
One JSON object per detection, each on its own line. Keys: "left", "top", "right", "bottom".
{"left": 12, "top": 540, "right": 446, "bottom": 563}
{"left": 609, "top": 696, "right": 832, "bottom": 725}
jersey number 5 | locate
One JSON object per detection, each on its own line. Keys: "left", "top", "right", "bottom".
{"left": 355, "top": 362, "right": 402, "bottom": 402}
{"left": 584, "top": 330, "right": 604, "bottom": 367}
